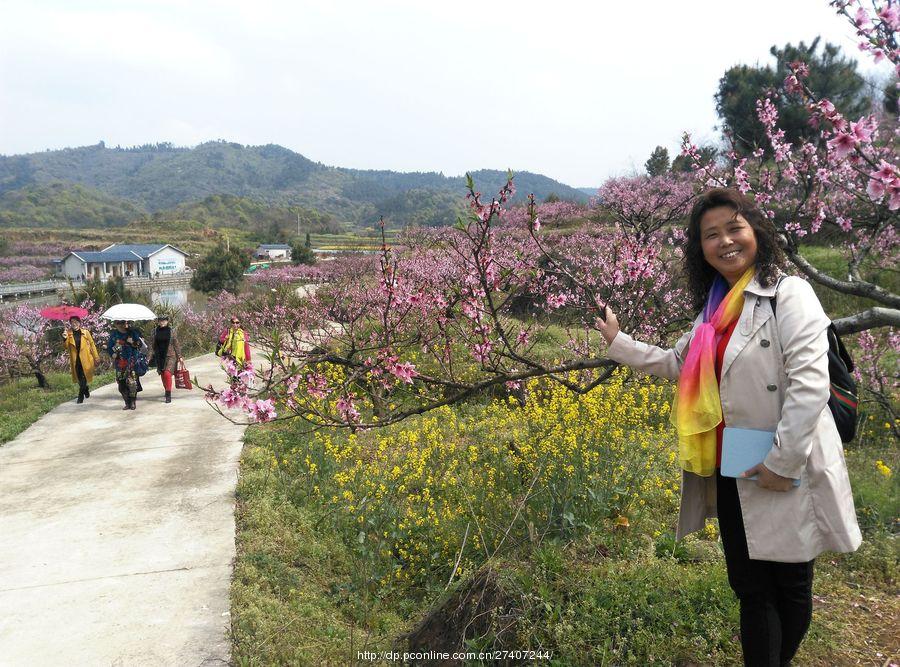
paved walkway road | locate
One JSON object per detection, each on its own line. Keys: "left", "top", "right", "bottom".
{"left": 0, "top": 353, "right": 246, "bottom": 666}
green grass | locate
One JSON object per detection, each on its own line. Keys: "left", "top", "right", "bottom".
{"left": 799, "top": 243, "right": 899, "bottom": 319}
{"left": 308, "top": 231, "right": 398, "bottom": 252}
{"left": 231, "top": 426, "right": 406, "bottom": 666}
{"left": 232, "top": 402, "right": 898, "bottom": 665}
{"left": 0, "top": 369, "right": 115, "bottom": 445}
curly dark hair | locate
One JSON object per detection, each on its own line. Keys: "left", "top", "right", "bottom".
{"left": 683, "top": 188, "right": 785, "bottom": 311}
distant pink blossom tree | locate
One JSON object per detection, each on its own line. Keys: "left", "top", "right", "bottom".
{"left": 596, "top": 174, "right": 695, "bottom": 241}
{"left": 499, "top": 200, "right": 590, "bottom": 229}
{"left": 854, "top": 328, "right": 900, "bottom": 437}
{"left": 0, "top": 303, "right": 106, "bottom": 388}
{"left": 0, "top": 266, "right": 49, "bottom": 283}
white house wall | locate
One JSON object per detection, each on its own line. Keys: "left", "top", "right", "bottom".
{"left": 148, "top": 247, "right": 186, "bottom": 274}
{"left": 62, "top": 255, "right": 87, "bottom": 279}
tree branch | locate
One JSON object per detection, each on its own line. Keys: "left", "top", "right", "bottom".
{"left": 785, "top": 248, "right": 900, "bottom": 309}
{"left": 832, "top": 307, "right": 900, "bottom": 335}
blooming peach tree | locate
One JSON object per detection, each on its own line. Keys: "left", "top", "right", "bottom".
{"left": 205, "top": 0, "right": 897, "bottom": 432}
{"left": 0, "top": 300, "right": 108, "bottom": 388}
{"left": 203, "top": 175, "right": 689, "bottom": 427}
{"left": 682, "top": 0, "right": 897, "bottom": 336}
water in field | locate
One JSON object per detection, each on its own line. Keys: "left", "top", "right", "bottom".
{"left": 0, "top": 285, "right": 209, "bottom": 313}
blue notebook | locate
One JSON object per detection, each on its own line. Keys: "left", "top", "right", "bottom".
{"left": 721, "top": 427, "right": 801, "bottom": 486}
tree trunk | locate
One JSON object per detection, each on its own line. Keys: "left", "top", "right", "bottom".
{"left": 34, "top": 370, "right": 51, "bottom": 389}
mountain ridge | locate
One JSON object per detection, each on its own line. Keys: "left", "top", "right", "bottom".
{"left": 0, "top": 141, "right": 588, "bottom": 227}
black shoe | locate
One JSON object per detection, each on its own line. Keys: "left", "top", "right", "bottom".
{"left": 123, "top": 402, "right": 131, "bottom": 410}
{"left": 165, "top": 391, "right": 171, "bottom": 404}
{"left": 84, "top": 387, "right": 90, "bottom": 398}
{"left": 77, "top": 394, "right": 84, "bottom": 404}
{"left": 129, "top": 403, "right": 137, "bottom": 410}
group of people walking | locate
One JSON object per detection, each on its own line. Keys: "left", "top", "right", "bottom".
{"left": 63, "top": 314, "right": 250, "bottom": 410}
{"left": 64, "top": 315, "right": 184, "bottom": 410}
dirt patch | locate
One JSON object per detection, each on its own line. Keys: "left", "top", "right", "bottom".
{"left": 400, "top": 567, "right": 522, "bottom": 665}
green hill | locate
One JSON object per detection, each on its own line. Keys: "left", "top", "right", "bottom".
{"left": 0, "top": 182, "right": 145, "bottom": 228}
{"left": 0, "top": 141, "right": 588, "bottom": 227}
{"left": 150, "top": 194, "right": 342, "bottom": 235}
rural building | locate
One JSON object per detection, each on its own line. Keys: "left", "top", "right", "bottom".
{"left": 254, "top": 244, "right": 292, "bottom": 260}
{"left": 58, "top": 244, "right": 189, "bottom": 280}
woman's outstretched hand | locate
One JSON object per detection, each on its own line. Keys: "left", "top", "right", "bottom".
{"left": 597, "top": 305, "right": 620, "bottom": 346}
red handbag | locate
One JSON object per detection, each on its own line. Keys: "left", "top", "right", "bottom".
{"left": 175, "top": 360, "right": 193, "bottom": 390}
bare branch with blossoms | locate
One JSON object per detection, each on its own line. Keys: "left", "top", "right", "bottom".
{"left": 831, "top": 0, "right": 899, "bottom": 71}
{"left": 201, "top": 172, "right": 691, "bottom": 430}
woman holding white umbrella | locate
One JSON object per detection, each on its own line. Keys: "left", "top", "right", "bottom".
{"left": 101, "top": 304, "right": 155, "bottom": 410}
{"left": 107, "top": 320, "right": 143, "bottom": 410}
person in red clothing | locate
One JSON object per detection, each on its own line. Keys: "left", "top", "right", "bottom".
{"left": 714, "top": 317, "right": 740, "bottom": 467}
{"left": 148, "top": 315, "right": 183, "bottom": 404}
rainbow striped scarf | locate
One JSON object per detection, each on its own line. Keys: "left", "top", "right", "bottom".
{"left": 670, "top": 267, "right": 755, "bottom": 476}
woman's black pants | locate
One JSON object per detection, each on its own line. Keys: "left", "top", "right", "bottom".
{"left": 117, "top": 379, "right": 130, "bottom": 406}
{"left": 75, "top": 359, "right": 88, "bottom": 395}
{"left": 716, "top": 468, "right": 815, "bottom": 666}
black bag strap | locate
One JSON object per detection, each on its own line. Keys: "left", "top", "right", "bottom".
{"left": 768, "top": 274, "right": 786, "bottom": 316}
{"left": 770, "top": 276, "right": 854, "bottom": 373}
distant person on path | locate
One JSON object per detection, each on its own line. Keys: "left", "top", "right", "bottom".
{"left": 148, "top": 314, "right": 183, "bottom": 404}
{"left": 597, "top": 189, "right": 861, "bottom": 666}
{"left": 107, "top": 320, "right": 144, "bottom": 410}
{"left": 216, "top": 316, "right": 251, "bottom": 368}
{"left": 63, "top": 315, "right": 100, "bottom": 404}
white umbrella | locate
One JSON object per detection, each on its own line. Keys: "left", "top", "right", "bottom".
{"left": 101, "top": 303, "right": 157, "bottom": 321}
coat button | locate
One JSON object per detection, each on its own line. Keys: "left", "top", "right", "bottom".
{"left": 767, "top": 384, "right": 777, "bottom": 391}
{"left": 760, "top": 339, "right": 771, "bottom": 347}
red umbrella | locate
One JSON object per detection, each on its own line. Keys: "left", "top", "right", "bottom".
{"left": 39, "top": 305, "right": 89, "bottom": 321}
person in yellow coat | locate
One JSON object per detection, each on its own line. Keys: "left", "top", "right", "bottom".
{"left": 64, "top": 315, "right": 100, "bottom": 404}
{"left": 216, "top": 316, "right": 251, "bottom": 368}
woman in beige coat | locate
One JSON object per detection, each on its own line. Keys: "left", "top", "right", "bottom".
{"left": 598, "top": 189, "right": 861, "bottom": 666}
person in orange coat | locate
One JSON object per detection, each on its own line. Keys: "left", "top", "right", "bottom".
{"left": 63, "top": 315, "right": 100, "bottom": 404}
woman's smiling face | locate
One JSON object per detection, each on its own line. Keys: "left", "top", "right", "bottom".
{"left": 700, "top": 206, "right": 759, "bottom": 285}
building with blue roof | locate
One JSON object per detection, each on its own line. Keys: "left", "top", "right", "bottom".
{"left": 59, "top": 243, "right": 190, "bottom": 280}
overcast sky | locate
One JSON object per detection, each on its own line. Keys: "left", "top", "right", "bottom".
{"left": 0, "top": 0, "right": 890, "bottom": 187}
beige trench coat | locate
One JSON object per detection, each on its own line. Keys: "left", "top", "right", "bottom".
{"left": 607, "top": 274, "right": 862, "bottom": 562}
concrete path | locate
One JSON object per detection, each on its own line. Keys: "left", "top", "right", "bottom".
{"left": 0, "top": 353, "right": 246, "bottom": 666}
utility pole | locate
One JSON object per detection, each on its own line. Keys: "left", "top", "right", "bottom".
{"left": 297, "top": 210, "right": 301, "bottom": 237}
